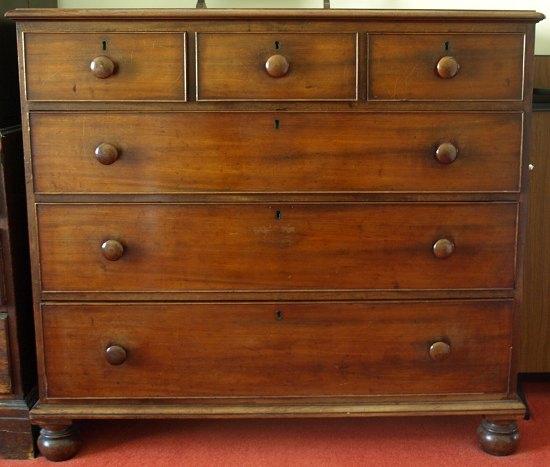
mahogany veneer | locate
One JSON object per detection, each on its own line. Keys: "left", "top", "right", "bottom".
{"left": 6, "top": 7, "right": 544, "bottom": 461}
{"left": 37, "top": 203, "right": 518, "bottom": 293}
{"left": 41, "top": 301, "right": 513, "bottom": 399}
{"left": 196, "top": 32, "right": 357, "bottom": 100}
{"left": 24, "top": 32, "right": 187, "bottom": 101}
{"left": 368, "top": 33, "right": 525, "bottom": 100}
{"left": 30, "top": 112, "right": 523, "bottom": 193}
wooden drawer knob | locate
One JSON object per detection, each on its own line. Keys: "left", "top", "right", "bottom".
{"left": 101, "top": 239, "right": 124, "bottom": 261}
{"left": 94, "top": 143, "right": 119, "bottom": 165}
{"left": 429, "top": 341, "right": 451, "bottom": 361}
{"left": 265, "top": 54, "right": 290, "bottom": 78}
{"left": 436, "top": 56, "right": 460, "bottom": 79}
{"left": 435, "top": 142, "right": 458, "bottom": 164}
{"left": 105, "top": 345, "right": 127, "bottom": 365}
{"left": 433, "top": 238, "right": 454, "bottom": 259}
{"left": 90, "top": 55, "right": 115, "bottom": 79}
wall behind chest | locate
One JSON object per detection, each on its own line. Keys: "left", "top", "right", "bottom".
{"left": 57, "top": 0, "right": 549, "bottom": 53}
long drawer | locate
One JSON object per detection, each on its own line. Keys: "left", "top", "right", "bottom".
{"left": 369, "top": 33, "right": 525, "bottom": 101}
{"left": 37, "top": 203, "right": 517, "bottom": 293}
{"left": 41, "top": 300, "right": 513, "bottom": 399}
{"left": 30, "top": 112, "right": 522, "bottom": 193}
{"left": 24, "top": 33, "right": 187, "bottom": 101}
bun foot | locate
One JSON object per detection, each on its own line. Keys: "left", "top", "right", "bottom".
{"left": 37, "top": 423, "right": 81, "bottom": 461}
{"left": 477, "top": 418, "right": 520, "bottom": 456}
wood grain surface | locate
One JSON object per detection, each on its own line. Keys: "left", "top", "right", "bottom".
{"left": 7, "top": 10, "right": 542, "bottom": 445}
{"left": 30, "top": 112, "right": 522, "bottom": 193}
{"left": 196, "top": 33, "right": 357, "bottom": 101}
{"left": 369, "top": 34, "right": 525, "bottom": 101}
{"left": 0, "top": 314, "right": 11, "bottom": 394}
{"left": 24, "top": 32, "right": 187, "bottom": 101}
{"left": 41, "top": 300, "right": 513, "bottom": 399}
{"left": 520, "top": 59, "right": 550, "bottom": 372}
{"left": 37, "top": 202, "right": 518, "bottom": 293}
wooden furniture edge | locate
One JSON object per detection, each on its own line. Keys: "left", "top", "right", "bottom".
{"left": 29, "top": 399, "right": 526, "bottom": 421}
{"left": 4, "top": 8, "right": 545, "bottom": 22}
{"left": 0, "top": 399, "right": 35, "bottom": 459}
{"left": 0, "top": 399, "right": 32, "bottom": 419}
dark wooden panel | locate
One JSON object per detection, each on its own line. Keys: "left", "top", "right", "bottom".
{"left": 0, "top": 4, "right": 40, "bottom": 457}
{"left": 369, "top": 34, "right": 525, "bottom": 101}
{"left": 30, "top": 112, "right": 522, "bottom": 193}
{"left": 24, "top": 33, "right": 186, "bottom": 101}
{"left": 0, "top": 127, "right": 34, "bottom": 396}
{"left": 37, "top": 203, "right": 517, "bottom": 293}
{"left": 533, "top": 55, "right": 550, "bottom": 89}
{"left": 520, "top": 58, "right": 550, "bottom": 372}
{"left": 0, "top": 18, "right": 19, "bottom": 126}
{"left": 0, "top": 315, "right": 11, "bottom": 394}
{"left": 0, "top": 233, "right": 6, "bottom": 306}
{"left": 0, "top": 400, "right": 35, "bottom": 460}
{"left": 42, "top": 300, "right": 513, "bottom": 399}
{"left": 196, "top": 33, "right": 357, "bottom": 101}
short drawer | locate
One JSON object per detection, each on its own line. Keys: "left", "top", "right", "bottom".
{"left": 37, "top": 203, "right": 517, "bottom": 293}
{"left": 30, "top": 112, "right": 522, "bottom": 193}
{"left": 369, "top": 34, "right": 525, "bottom": 101}
{"left": 42, "top": 300, "right": 513, "bottom": 399}
{"left": 24, "top": 33, "right": 187, "bottom": 101}
{"left": 196, "top": 33, "right": 357, "bottom": 101}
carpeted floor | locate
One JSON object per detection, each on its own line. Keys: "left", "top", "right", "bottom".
{"left": 2, "top": 383, "right": 548, "bottom": 466}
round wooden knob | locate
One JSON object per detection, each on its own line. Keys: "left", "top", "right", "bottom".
{"left": 435, "top": 142, "right": 458, "bottom": 164}
{"left": 101, "top": 239, "right": 124, "bottom": 261}
{"left": 436, "top": 56, "right": 460, "bottom": 79}
{"left": 105, "top": 345, "right": 127, "bottom": 365}
{"left": 433, "top": 238, "right": 455, "bottom": 259}
{"left": 265, "top": 54, "right": 290, "bottom": 78}
{"left": 94, "top": 143, "right": 119, "bottom": 165}
{"left": 90, "top": 55, "right": 115, "bottom": 79}
{"left": 429, "top": 341, "right": 451, "bottom": 361}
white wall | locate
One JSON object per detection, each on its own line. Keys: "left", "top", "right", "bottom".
{"left": 58, "top": 0, "right": 549, "bottom": 54}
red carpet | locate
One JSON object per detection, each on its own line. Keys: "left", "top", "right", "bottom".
{"left": 2, "top": 383, "right": 548, "bottom": 466}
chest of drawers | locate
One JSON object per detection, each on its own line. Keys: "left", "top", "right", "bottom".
{"left": 7, "top": 7, "right": 544, "bottom": 461}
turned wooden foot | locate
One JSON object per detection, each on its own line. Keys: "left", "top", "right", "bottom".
{"left": 477, "top": 418, "right": 520, "bottom": 456}
{"left": 37, "top": 423, "right": 81, "bottom": 462}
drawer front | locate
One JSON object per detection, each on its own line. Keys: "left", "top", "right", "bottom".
{"left": 24, "top": 33, "right": 187, "bottom": 101}
{"left": 37, "top": 203, "right": 517, "bottom": 293}
{"left": 196, "top": 33, "right": 357, "bottom": 101}
{"left": 0, "top": 314, "right": 11, "bottom": 394}
{"left": 369, "top": 34, "right": 524, "bottom": 101}
{"left": 42, "top": 301, "right": 513, "bottom": 399}
{"left": 30, "top": 112, "right": 522, "bottom": 194}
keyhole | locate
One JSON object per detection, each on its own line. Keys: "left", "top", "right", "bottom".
{"left": 275, "top": 210, "right": 282, "bottom": 220}
{"left": 274, "top": 41, "right": 280, "bottom": 50}
{"left": 102, "top": 40, "right": 107, "bottom": 51}
{"left": 275, "top": 310, "right": 284, "bottom": 321}
{"left": 274, "top": 119, "right": 280, "bottom": 130}
{"left": 444, "top": 41, "right": 450, "bottom": 51}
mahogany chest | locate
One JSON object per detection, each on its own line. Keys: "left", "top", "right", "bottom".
{"left": 6, "top": 7, "right": 544, "bottom": 460}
